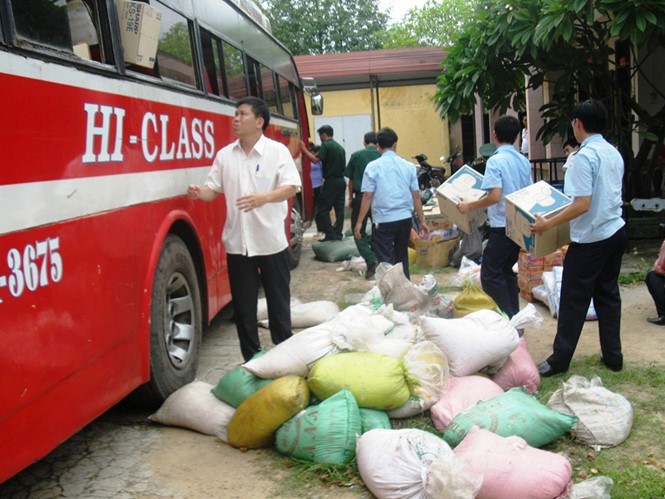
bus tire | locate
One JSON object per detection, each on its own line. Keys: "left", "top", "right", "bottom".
{"left": 289, "top": 198, "right": 304, "bottom": 269}
{"left": 134, "top": 235, "right": 202, "bottom": 408}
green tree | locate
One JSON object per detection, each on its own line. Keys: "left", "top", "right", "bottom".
{"left": 159, "top": 22, "right": 192, "bottom": 63}
{"left": 380, "top": 0, "right": 478, "bottom": 48}
{"left": 259, "top": 0, "right": 390, "bottom": 55}
{"left": 434, "top": 0, "right": 665, "bottom": 198}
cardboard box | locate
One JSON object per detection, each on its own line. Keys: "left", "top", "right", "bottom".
{"left": 436, "top": 166, "right": 487, "bottom": 233}
{"left": 413, "top": 237, "right": 459, "bottom": 268}
{"left": 517, "top": 248, "right": 566, "bottom": 301}
{"left": 117, "top": 0, "right": 161, "bottom": 69}
{"left": 423, "top": 204, "right": 453, "bottom": 231}
{"left": 506, "top": 181, "right": 572, "bottom": 258}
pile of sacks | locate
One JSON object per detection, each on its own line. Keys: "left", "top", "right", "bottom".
{"left": 149, "top": 263, "right": 631, "bottom": 498}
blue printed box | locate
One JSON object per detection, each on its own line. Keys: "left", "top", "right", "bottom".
{"left": 435, "top": 165, "right": 487, "bottom": 233}
{"left": 506, "top": 181, "right": 572, "bottom": 257}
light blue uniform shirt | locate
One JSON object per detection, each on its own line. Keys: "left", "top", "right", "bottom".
{"left": 361, "top": 151, "right": 419, "bottom": 223}
{"left": 481, "top": 145, "right": 533, "bottom": 228}
{"left": 564, "top": 134, "right": 625, "bottom": 243}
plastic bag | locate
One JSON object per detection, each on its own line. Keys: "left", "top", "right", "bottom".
{"left": 450, "top": 226, "right": 483, "bottom": 267}
{"left": 568, "top": 476, "right": 613, "bottom": 498}
{"left": 454, "top": 255, "right": 481, "bottom": 286}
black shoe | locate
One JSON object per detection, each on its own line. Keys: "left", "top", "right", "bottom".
{"left": 601, "top": 357, "right": 623, "bottom": 372}
{"left": 647, "top": 316, "right": 665, "bottom": 326}
{"left": 537, "top": 361, "right": 566, "bottom": 378}
{"left": 365, "top": 261, "right": 377, "bottom": 280}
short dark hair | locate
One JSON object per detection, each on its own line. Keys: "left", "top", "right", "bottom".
{"left": 237, "top": 96, "right": 270, "bottom": 131}
{"left": 364, "top": 132, "right": 377, "bottom": 144}
{"left": 493, "top": 115, "right": 521, "bottom": 144}
{"left": 572, "top": 99, "right": 607, "bottom": 134}
{"left": 317, "top": 125, "right": 334, "bottom": 137}
{"left": 377, "top": 127, "right": 398, "bottom": 148}
{"left": 563, "top": 137, "right": 580, "bottom": 149}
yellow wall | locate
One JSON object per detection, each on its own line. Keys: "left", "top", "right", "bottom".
{"left": 305, "top": 84, "right": 450, "bottom": 169}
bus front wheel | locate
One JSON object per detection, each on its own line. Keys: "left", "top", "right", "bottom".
{"left": 136, "top": 235, "right": 202, "bottom": 408}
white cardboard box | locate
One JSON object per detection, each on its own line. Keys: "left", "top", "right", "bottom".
{"left": 117, "top": 0, "right": 161, "bottom": 69}
{"left": 505, "top": 180, "right": 572, "bottom": 258}
{"left": 435, "top": 165, "right": 487, "bottom": 233}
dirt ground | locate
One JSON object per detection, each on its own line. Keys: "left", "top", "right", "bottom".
{"left": 289, "top": 235, "right": 665, "bottom": 370}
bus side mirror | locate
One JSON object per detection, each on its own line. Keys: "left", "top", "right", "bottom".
{"left": 311, "top": 93, "right": 323, "bottom": 115}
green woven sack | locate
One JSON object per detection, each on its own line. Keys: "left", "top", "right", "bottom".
{"left": 307, "top": 352, "right": 410, "bottom": 410}
{"left": 312, "top": 238, "right": 360, "bottom": 262}
{"left": 275, "top": 389, "right": 362, "bottom": 465}
{"left": 211, "top": 351, "right": 272, "bottom": 408}
{"left": 443, "top": 387, "right": 578, "bottom": 448}
{"left": 359, "top": 408, "right": 391, "bottom": 433}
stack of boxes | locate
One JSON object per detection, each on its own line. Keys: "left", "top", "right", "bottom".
{"left": 517, "top": 247, "right": 568, "bottom": 302}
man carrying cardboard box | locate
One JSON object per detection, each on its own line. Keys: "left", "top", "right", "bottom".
{"left": 531, "top": 99, "right": 628, "bottom": 377}
{"left": 458, "top": 115, "right": 532, "bottom": 318}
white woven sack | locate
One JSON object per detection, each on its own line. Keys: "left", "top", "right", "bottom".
{"left": 257, "top": 297, "right": 300, "bottom": 322}
{"left": 329, "top": 304, "right": 395, "bottom": 351}
{"left": 422, "top": 310, "right": 519, "bottom": 377}
{"left": 259, "top": 300, "right": 340, "bottom": 329}
{"left": 148, "top": 381, "right": 235, "bottom": 441}
{"left": 547, "top": 375, "right": 633, "bottom": 448}
{"left": 356, "top": 428, "right": 455, "bottom": 499}
{"left": 243, "top": 323, "right": 340, "bottom": 378}
{"left": 367, "top": 337, "right": 414, "bottom": 359}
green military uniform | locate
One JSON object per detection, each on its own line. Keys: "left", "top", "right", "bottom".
{"left": 345, "top": 146, "right": 381, "bottom": 267}
{"left": 316, "top": 138, "right": 347, "bottom": 240}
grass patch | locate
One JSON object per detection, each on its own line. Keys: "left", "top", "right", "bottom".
{"left": 619, "top": 256, "right": 649, "bottom": 285}
{"left": 269, "top": 357, "right": 665, "bottom": 497}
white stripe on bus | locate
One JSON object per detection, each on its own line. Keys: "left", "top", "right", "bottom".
{"left": 0, "top": 166, "right": 212, "bottom": 236}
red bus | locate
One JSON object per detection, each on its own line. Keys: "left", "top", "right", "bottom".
{"left": 0, "top": 0, "right": 319, "bottom": 482}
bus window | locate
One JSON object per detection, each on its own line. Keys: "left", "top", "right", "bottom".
{"left": 261, "top": 65, "right": 279, "bottom": 114}
{"left": 12, "top": 0, "right": 73, "bottom": 51}
{"left": 154, "top": 1, "right": 195, "bottom": 87}
{"left": 200, "top": 29, "right": 221, "bottom": 96}
{"left": 277, "top": 75, "right": 295, "bottom": 119}
{"left": 11, "top": 0, "right": 104, "bottom": 62}
{"left": 223, "top": 42, "right": 247, "bottom": 99}
{"left": 246, "top": 56, "right": 261, "bottom": 98}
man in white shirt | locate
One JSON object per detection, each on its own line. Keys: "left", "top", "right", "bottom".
{"left": 187, "top": 97, "right": 301, "bottom": 361}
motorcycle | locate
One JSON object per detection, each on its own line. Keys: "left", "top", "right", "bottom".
{"left": 413, "top": 153, "right": 447, "bottom": 190}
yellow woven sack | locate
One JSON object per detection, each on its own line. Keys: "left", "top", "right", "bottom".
{"left": 453, "top": 283, "right": 501, "bottom": 318}
{"left": 307, "top": 352, "right": 410, "bottom": 410}
{"left": 228, "top": 375, "right": 310, "bottom": 449}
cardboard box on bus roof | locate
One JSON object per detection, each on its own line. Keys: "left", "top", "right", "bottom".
{"left": 435, "top": 165, "right": 487, "bottom": 233}
{"left": 117, "top": 0, "right": 161, "bottom": 69}
{"left": 506, "top": 180, "right": 572, "bottom": 258}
